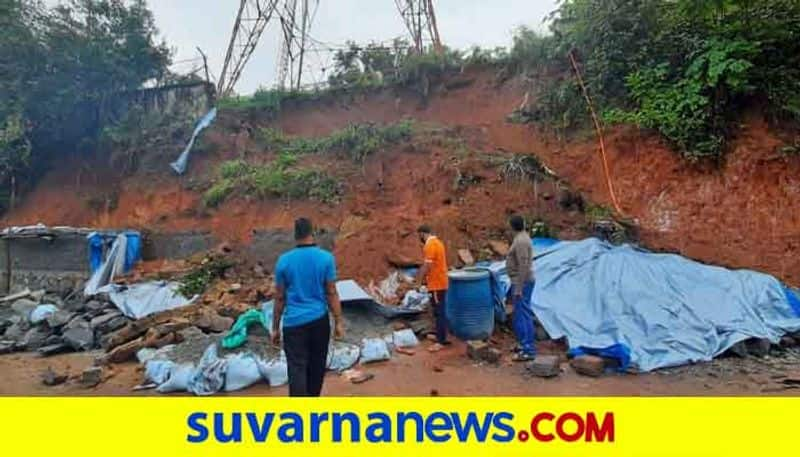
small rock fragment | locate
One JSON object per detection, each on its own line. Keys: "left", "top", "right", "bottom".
{"left": 41, "top": 367, "right": 68, "bottom": 386}
{"left": 527, "top": 355, "right": 561, "bottom": 378}
{"left": 81, "top": 366, "right": 103, "bottom": 387}
{"left": 85, "top": 300, "right": 107, "bottom": 313}
{"left": 193, "top": 310, "right": 234, "bottom": 333}
{"left": 90, "top": 311, "right": 123, "bottom": 332}
{"left": 46, "top": 310, "right": 75, "bottom": 329}
{"left": 466, "top": 340, "right": 490, "bottom": 361}
{"left": 11, "top": 298, "right": 39, "bottom": 320}
{"left": 63, "top": 319, "right": 95, "bottom": 351}
{"left": 0, "top": 340, "right": 16, "bottom": 354}
{"left": 747, "top": 338, "right": 771, "bottom": 358}
{"left": 570, "top": 355, "right": 606, "bottom": 377}
{"left": 21, "top": 327, "right": 49, "bottom": 350}
{"left": 38, "top": 343, "right": 71, "bottom": 357}
{"left": 485, "top": 348, "right": 502, "bottom": 364}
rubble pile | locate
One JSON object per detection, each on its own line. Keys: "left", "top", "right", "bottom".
{"left": 0, "top": 289, "right": 134, "bottom": 356}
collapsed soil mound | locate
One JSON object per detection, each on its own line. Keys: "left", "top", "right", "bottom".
{"left": 4, "top": 68, "right": 799, "bottom": 285}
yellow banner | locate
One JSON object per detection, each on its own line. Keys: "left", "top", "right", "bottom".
{"left": 0, "top": 397, "right": 795, "bottom": 457}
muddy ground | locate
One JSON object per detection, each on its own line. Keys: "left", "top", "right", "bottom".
{"left": 2, "top": 336, "right": 799, "bottom": 397}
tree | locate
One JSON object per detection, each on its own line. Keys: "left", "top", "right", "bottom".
{"left": 0, "top": 0, "right": 172, "bottom": 211}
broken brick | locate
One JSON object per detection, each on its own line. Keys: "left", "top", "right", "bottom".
{"left": 527, "top": 355, "right": 561, "bottom": 378}
{"left": 466, "top": 340, "right": 490, "bottom": 361}
{"left": 81, "top": 366, "right": 103, "bottom": 387}
{"left": 485, "top": 347, "right": 502, "bottom": 364}
{"left": 571, "top": 355, "right": 605, "bottom": 377}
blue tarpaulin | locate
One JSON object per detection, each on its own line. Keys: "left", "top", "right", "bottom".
{"left": 87, "top": 231, "right": 141, "bottom": 274}
{"left": 528, "top": 238, "right": 800, "bottom": 372}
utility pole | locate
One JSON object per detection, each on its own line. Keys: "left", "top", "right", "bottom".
{"left": 394, "top": 0, "right": 443, "bottom": 54}
{"left": 218, "top": 0, "right": 279, "bottom": 97}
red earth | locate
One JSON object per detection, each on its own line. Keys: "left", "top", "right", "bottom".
{"left": 4, "top": 68, "right": 799, "bottom": 286}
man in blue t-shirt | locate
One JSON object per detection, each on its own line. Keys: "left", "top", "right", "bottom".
{"left": 272, "top": 217, "right": 344, "bottom": 397}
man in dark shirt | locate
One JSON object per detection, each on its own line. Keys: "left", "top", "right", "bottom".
{"left": 506, "top": 215, "right": 536, "bottom": 361}
{"left": 272, "top": 218, "right": 344, "bottom": 396}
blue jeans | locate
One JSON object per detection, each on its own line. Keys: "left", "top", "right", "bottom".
{"left": 510, "top": 281, "right": 536, "bottom": 356}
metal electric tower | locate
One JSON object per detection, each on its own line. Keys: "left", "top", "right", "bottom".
{"left": 218, "top": 0, "right": 280, "bottom": 97}
{"left": 394, "top": 0, "right": 443, "bottom": 53}
{"left": 276, "top": 0, "right": 316, "bottom": 90}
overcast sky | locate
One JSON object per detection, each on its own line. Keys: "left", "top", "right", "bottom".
{"left": 146, "top": 1, "right": 559, "bottom": 94}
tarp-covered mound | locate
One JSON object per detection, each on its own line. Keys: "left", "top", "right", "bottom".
{"left": 530, "top": 238, "right": 800, "bottom": 372}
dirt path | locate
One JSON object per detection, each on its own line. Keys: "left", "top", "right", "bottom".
{"left": 2, "top": 339, "right": 797, "bottom": 397}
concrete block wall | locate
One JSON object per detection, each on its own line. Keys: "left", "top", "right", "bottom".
{"left": 1, "top": 234, "right": 90, "bottom": 294}
{"left": 1, "top": 228, "right": 337, "bottom": 295}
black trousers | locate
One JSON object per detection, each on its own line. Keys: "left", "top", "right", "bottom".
{"left": 283, "top": 315, "right": 331, "bottom": 397}
{"left": 431, "top": 290, "right": 448, "bottom": 344}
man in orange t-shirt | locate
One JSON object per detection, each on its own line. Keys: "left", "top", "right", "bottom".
{"left": 416, "top": 224, "right": 450, "bottom": 352}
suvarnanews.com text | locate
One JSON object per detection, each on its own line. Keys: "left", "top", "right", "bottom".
{"left": 187, "top": 410, "right": 615, "bottom": 444}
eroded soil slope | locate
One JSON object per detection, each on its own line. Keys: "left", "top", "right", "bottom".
{"left": 5, "top": 68, "right": 800, "bottom": 285}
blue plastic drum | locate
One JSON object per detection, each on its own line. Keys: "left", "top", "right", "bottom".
{"left": 445, "top": 268, "right": 494, "bottom": 340}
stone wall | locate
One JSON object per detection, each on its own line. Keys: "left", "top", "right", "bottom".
{"left": 1, "top": 228, "right": 337, "bottom": 295}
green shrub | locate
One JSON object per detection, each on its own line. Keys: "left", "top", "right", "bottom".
{"left": 259, "top": 121, "right": 413, "bottom": 164}
{"left": 606, "top": 38, "right": 758, "bottom": 159}
{"left": 219, "top": 159, "right": 251, "bottom": 179}
{"left": 178, "top": 257, "right": 235, "bottom": 297}
{"left": 203, "top": 178, "right": 235, "bottom": 207}
{"left": 203, "top": 155, "right": 340, "bottom": 207}
{"left": 508, "top": 0, "right": 800, "bottom": 161}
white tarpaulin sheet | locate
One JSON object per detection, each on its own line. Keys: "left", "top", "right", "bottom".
{"left": 84, "top": 233, "right": 127, "bottom": 296}
{"left": 99, "top": 281, "right": 195, "bottom": 320}
{"left": 170, "top": 108, "right": 217, "bottom": 175}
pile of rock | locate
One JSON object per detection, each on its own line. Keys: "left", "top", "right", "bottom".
{"left": 0, "top": 290, "right": 133, "bottom": 356}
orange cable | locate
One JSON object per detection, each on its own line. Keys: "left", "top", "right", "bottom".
{"left": 569, "top": 50, "right": 623, "bottom": 215}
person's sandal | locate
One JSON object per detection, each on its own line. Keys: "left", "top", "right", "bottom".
{"left": 428, "top": 343, "right": 445, "bottom": 353}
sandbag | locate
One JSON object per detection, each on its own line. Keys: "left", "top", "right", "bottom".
{"left": 400, "top": 290, "right": 430, "bottom": 312}
{"left": 188, "top": 344, "right": 227, "bottom": 396}
{"left": 145, "top": 359, "right": 175, "bottom": 385}
{"left": 156, "top": 364, "right": 195, "bottom": 393}
{"left": 224, "top": 353, "right": 264, "bottom": 392}
{"left": 327, "top": 341, "right": 360, "bottom": 372}
{"left": 392, "top": 329, "right": 419, "bottom": 348}
{"left": 360, "top": 338, "right": 391, "bottom": 363}
{"left": 258, "top": 357, "right": 289, "bottom": 387}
